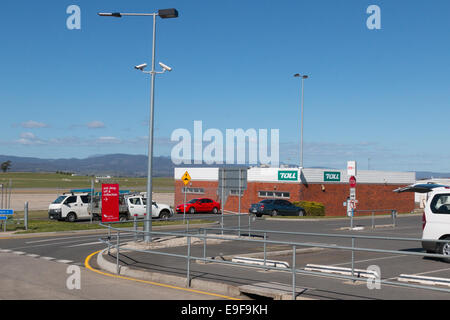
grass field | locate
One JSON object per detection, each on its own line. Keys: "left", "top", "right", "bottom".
{"left": 1, "top": 210, "right": 211, "bottom": 234}
{"left": 0, "top": 172, "right": 174, "bottom": 193}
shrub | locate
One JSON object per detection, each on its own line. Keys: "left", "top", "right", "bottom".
{"left": 292, "top": 201, "right": 325, "bottom": 216}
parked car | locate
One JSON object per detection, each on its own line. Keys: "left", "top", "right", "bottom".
{"left": 394, "top": 183, "right": 450, "bottom": 261}
{"left": 176, "top": 198, "right": 221, "bottom": 214}
{"left": 249, "top": 199, "right": 305, "bottom": 217}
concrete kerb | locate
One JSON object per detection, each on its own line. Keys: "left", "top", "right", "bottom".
{"left": 96, "top": 248, "right": 242, "bottom": 299}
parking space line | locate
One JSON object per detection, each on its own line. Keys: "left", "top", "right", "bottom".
{"left": 409, "top": 267, "right": 450, "bottom": 277}
{"left": 331, "top": 254, "right": 407, "bottom": 267}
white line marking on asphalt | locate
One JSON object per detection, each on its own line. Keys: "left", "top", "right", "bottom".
{"left": 56, "top": 260, "right": 74, "bottom": 264}
{"left": 0, "top": 249, "right": 12, "bottom": 253}
{"left": 26, "top": 254, "right": 40, "bottom": 258}
{"left": 25, "top": 234, "right": 103, "bottom": 244}
{"left": 24, "top": 232, "right": 135, "bottom": 244}
{"left": 40, "top": 257, "right": 55, "bottom": 261}
{"left": 65, "top": 241, "right": 103, "bottom": 248}
{"left": 408, "top": 267, "right": 450, "bottom": 277}
{"left": 12, "top": 251, "right": 26, "bottom": 255}
{"left": 331, "top": 254, "right": 407, "bottom": 267}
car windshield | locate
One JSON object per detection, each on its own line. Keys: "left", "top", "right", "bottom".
{"left": 52, "top": 196, "right": 66, "bottom": 204}
{"left": 260, "top": 200, "right": 273, "bottom": 204}
{"left": 188, "top": 199, "right": 198, "bottom": 204}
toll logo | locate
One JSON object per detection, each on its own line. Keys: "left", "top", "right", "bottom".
{"left": 278, "top": 171, "right": 298, "bottom": 181}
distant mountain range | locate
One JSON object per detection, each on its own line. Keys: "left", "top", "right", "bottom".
{"left": 0, "top": 154, "right": 449, "bottom": 179}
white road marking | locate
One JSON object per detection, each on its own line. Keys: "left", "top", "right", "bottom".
{"left": 25, "top": 234, "right": 103, "bottom": 244}
{"left": 26, "top": 254, "right": 40, "bottom": 258}
{"left": 408, "top": 267, "right": 450, "bottom": 277}
{"left": 65, "top": 241, "right": 103, "bottom": 248}
{"left": 331, "top": 254, "right": 407, "bottom": 266}
{"left": 55, "top": 259, "right": 74, "bottom": 264}
{"left": 40, "top": 257, "right": 55, "bottom": 261}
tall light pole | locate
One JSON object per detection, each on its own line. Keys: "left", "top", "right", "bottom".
{"left": 294, "top": 74, "right": 308, "bottom": 169}
{"left": 99, "top": 8, "right": 179, "bottom": 242}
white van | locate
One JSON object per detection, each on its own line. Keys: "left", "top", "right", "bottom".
{"left": 395, "top": 183, "right": 450, "bottom": 260}
{"left": 48, "top": 193, "right": 92, "bottom": 222}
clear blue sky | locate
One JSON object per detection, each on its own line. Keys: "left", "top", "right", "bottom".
{"left": 1, "top": 0, "right": 449, "bottom": 172}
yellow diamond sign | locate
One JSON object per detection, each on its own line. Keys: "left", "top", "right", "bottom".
{"left": 182, "top": 171, "right": 191, "bottom": 185}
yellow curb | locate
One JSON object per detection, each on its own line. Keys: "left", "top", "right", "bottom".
{"left": 84, "top": 250, "right": 240, "bottom": 300}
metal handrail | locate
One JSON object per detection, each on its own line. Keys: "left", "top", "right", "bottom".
{"left": 99, "top": 221, "right": 450, "bottom": 299}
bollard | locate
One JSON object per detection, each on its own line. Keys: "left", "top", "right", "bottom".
{"left": 292, "top": 245, "right": 296, "bottom": 300}
{"left": 133, "top": 215, "right": 137, "bottom": 242}
{"left": 263, "top": 232, "right": 267, "bottom": 270}
{"left": 187, "top": 235, "right": 191, "bottom": 287}
{"left": 203, "top": 228, "right": 207, "bottom": 262}
{"left": 392, "top": 210, "right": 397, "bottom": 228}
{"left": 371, "top": 211, "right": 375, "bottom": 229}
{"left": 351, "top": 236, "right": 355, "bottom": 281}
{"left": 116, "top": 230, "right": 120, "bottom": 274}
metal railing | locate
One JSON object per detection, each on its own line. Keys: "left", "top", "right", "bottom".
{"left": 353, "top": 209, "right": 399, "bottom": 229}
{"left": 98, "top": 217, "right": 450, "bottom": 299}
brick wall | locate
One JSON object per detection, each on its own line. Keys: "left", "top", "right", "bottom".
{"left": 174, "top": 180, "right": 414, "bottom": 216}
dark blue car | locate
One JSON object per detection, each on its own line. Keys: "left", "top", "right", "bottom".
{"left": 249, "top": 199, "right": 305, "bottom": 217}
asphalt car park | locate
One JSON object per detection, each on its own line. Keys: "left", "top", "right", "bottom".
{"left": 1, "top": 213, "right": 449, "bottom": 299}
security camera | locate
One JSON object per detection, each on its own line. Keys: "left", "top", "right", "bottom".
{"left": 159, "top": 62, "right": 172, "bottom": 72}
{"left": 134, "top": 63, "right": 148, "bottom": 71}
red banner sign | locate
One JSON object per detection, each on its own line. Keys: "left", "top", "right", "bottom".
{"left": 101, "top": 184, "right": 119, "bottom": 223}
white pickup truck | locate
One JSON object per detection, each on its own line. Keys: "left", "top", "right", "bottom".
{"left": 125, "top": 193, "right": 174, "bottom": 221}
{"left": 87, "top": 192, "right": 174, "bottom": 221}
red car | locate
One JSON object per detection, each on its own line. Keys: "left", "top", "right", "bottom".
{"left": 176, "top": 198, "right": 221, "bottom": 214}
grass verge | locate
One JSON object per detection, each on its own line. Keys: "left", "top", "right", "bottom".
{"left": 1, "top": 211, "right": 213, "bottom": 234}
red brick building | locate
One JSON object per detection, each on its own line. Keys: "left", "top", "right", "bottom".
{"left": 174, "top": 167, "right": 415, "bottom": 216}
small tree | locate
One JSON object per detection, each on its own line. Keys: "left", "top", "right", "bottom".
{"left": 1, "top": 161, "right": 11, "bottom": 173}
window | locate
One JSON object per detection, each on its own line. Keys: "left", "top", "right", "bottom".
{"left": 129, "top": 198, "right": 142, "bottom": 205}
{"left": 64, "top": 196, "right": 77, "bottom": 204}
{"left": 431, "top": 194, "right": 450, "bottom": 214}
{"left": 229, "top": 189, "right": 244, "bottom": 196}
{"left": 80, "top": 195, "right": 91, "bottom": 204}
{"left": 258, "top": 191, "right": 290, "bottom": 199}
{"left": 182, "top": 187, "right": 205, "bottom": 194}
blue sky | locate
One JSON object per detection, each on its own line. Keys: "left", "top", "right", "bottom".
{"left": 1, "top": 0, "right": 449, "bottom": 172}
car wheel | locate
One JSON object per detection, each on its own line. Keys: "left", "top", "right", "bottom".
{"left": 256, "top": 213, "right": 262, "bottom": 218}
{"left": 189, "top": 207, "right": 195, "bottom": 214}
{"left": 212, "top": 207, "right": 218, "bottom": 214}
{"left": 271, "top": 210, "right": 278, "bottom": 217}
{"left": 298, "top": 209, "right": 306, "bottom": 217}
{"left": 66, "top": 212, "right": 76, "bottom": 223}
{"left": 438, "top": 236, "right": 450, "bottom": 263}
{"left": 159, "top": 210, "right": 170, "bottom": 220}
{"left": 119, "top": 215, "right": 127, "bottom": 222}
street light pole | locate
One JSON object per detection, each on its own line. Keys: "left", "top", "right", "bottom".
{"left": 98, "top": 8, "right": 178, "bottom": 243}
{"left": 146, "top": 13, "right": 157, "bottom": 243}
{"left": 294, "top": 74, "right": 308, "bottom": 169}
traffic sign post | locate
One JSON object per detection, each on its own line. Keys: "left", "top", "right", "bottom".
{"left": 0, "top": 209, "right": 14, "bottom": 232}
{"left": 182, "top": 171, "right": 191, "bottom": 223}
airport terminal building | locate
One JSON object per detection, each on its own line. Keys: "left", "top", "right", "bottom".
{"left": 173, "top": 167, "right": 416, "bottom": 216}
